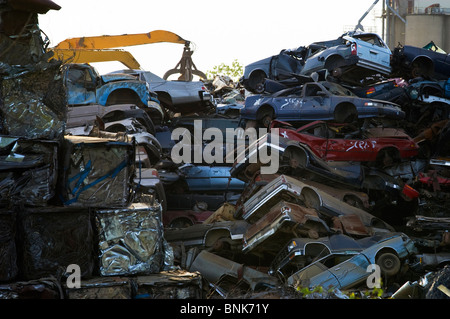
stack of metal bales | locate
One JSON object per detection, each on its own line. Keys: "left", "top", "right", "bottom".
{"left": 0, "top": 1, "right": 192, "bottom": 299}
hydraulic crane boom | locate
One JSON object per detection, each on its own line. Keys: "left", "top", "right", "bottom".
{"left": 53, "top": 30, "right": 187, "bottom": 50}
{"left": 49, "top": 30, "right": 206, "bottom": 81}
{"left": 51, "top": 48, "right": 142, "bottom": 69}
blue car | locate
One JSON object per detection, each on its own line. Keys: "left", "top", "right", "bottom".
{"left": 392, "top": 42, "right": 450, "bottom": 80}
{"left": 240, "top": 81, "right": 405, "bottom": 127}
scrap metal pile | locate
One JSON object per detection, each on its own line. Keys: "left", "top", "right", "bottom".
{"left": 0, "top": 0, "right": 449, "bottom": 300}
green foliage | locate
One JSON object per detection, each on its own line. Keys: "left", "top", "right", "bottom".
{"left": 206, "top": 59, "right": 243, "bottom": 81}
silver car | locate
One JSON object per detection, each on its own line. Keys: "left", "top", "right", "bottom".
{"left": 287, "top": 233, "right": 417, "bottom": 290}
{"left": 300, "top": 31, "right": 392, "bottom": 83}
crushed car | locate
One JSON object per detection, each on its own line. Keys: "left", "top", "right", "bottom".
{"left": 271, "top": 120, "right": 420, "bottom": 167}
{"left": 240, "top": 80, "right": 405, "bottom": 128}
{"left": 110, "top": 69, "right": 215, "bottom": 118}
{"left": 236, "top": 174, "right": 395, "bottom": 233}
{"left": 287, "top": 232, "right": 418, "bottom": 290}
{"left": 241, "top": 201, "right": 331, "bottom": 264}
{"left": 299, "top": 31, "right": 392, "bottom": 84}
{"left": 189, "top": 250, "right": 279, "bottom": 297}
{"left": 240, "top": 46, "right": 309, "bottom": 93}
{"left": 391, "top": 42, "right": 450, "bottom": 80}
{"left": 63, "top": 63, "right": 164, "bottom": 123}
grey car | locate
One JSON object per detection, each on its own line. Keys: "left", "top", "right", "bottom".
{"left": 287, "top": 233, "right": 417, "bottom": 290}
{"left": 111, "top": 69, "right": 215, "bottom": 116}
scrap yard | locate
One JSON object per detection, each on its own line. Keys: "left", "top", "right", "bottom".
{"left": 1, "top": 0, "right": 450, "bottom": 302}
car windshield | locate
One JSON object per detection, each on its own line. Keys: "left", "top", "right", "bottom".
{"left": 321, "top": 82, "right": 356, "bottom": 97}
{"left": 353, "top": 34, "right": 386, "bottom": 48}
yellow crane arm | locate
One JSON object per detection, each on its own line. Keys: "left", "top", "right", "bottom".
{"left": 51, "top": 48, "right": 141, "bottom": 69}
{"left": 53, "top": 30, "right": 187, "bottom": 50}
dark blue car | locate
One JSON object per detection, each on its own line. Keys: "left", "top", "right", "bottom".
{"left": 392, "top": 43, "right": 450, "bottom": 80}
{"left": 240, "top": 81, "right": 405, "bottom": 127}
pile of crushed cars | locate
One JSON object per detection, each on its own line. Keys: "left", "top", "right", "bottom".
{"left": 0, "top": 1, "right": 450, "bottom": 300}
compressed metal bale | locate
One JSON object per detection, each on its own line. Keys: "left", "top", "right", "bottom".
{"left": 134, "top": 270, "right": 202, "bottom": 299}
{"left": 17, "top": 206, "right": 95, "bottom": 281}
{"left": 95, "top": 203, "right": 169, "bottom": 277}
{"left": 0, "top": 277, "right": 62, "bottom": 299}
{"left": 0, "top": 137, "right": 59, "bottom": 207}
{"left": 0, "top": 210, "right": 18, "bottom": 282}
{"left": 59, "top": 135, "right": 135, "bottom": 208}
{"left": 63, "top": 276, "right": 132, "bottom": 299}
{"left": 0, "top": 62, "right": 66, "bottom": 139}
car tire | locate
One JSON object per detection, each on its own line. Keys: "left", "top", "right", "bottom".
{"left": 376, "top": 252, "right": 401, "bottom": 277}
{"left": 261, "top": 114, "right": 273, "bottom": 128}
{"left": 257, "top": 107, "right": 274, "bottom": 128}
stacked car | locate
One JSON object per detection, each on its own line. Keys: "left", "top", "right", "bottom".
{"left": 160, "top": 32, "right": 450, "bottom": 298}
{"left": 2, "top": 4, "right": 450, "bottom": 299}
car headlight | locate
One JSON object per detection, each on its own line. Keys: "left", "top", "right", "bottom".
{"left": 364, "top": 102, "right": 383, "bottom": 107}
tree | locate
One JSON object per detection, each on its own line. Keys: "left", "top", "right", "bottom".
{"left": 206, "top": 59, "right": 243, "bottom": 82}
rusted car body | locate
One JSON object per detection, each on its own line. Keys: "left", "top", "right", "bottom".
{"left": 240, "top": 174, "right": 394, "bottom": 232}
{"left": 242, "top": 201, "right": 330, "bottom": 260}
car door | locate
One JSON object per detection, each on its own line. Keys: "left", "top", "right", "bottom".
{"left": 293, "top": 122, "right": 329, "bottom": 158}
{"left": 65, "top": 66, "right": 97, "bottom": 105}
{"left": 299, "top": 83, "right": 332, "bottom": 120}
{"left": 327, "top": 253, "right": 371, "bottom": 289}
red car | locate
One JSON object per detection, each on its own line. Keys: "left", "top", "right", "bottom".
{"left": 271, "top": 120, "right": 419, "bottom": 166}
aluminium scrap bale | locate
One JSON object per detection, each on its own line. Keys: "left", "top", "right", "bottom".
{"left": 95, "top": 203, "right": 170, "bottom": 277}
{"left": 133, "top": 270, "right": 202, "bottom": 299}
{"left": 16, "top": 206, "right": 95, "bottom": 281}
{"left": 0, "top": 136, "right": 59, "bottom": 207}
{"left": 59, "top": 135, "right": 135, "bottom": 208}
{"left": 0, "top": 61, "right": 66, "bottom": 140}
{"left": 63, "top": 276, "right": 133, "bottom": 299}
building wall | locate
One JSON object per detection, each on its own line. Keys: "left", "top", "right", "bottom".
{"left": 382, "top": 0, "right": 449, "bottom": 52}
{"left": 405, "top": 14, "right": 450, "bottom": 52}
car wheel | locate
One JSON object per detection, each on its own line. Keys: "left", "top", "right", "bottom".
{"left": 261, "top": 114, "right": 273, "bottom": 128}
{"left": 257, "top": 107, "right": 274, "bottom": 128}
{"left": 376, "top": 252, "right": 401, "bottom": 277}
{"left": 325, "top": 56, "right": 346, "bottom": 78}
